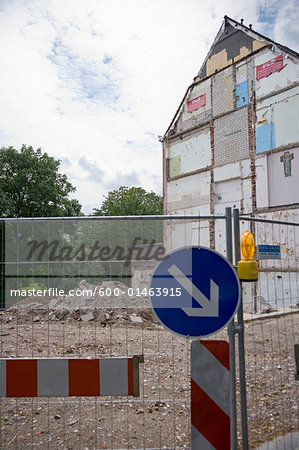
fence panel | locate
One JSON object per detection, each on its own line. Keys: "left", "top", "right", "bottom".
{"left": 0, "top": 213, "right": 298, "bottom": 449}
{"left": 0, "top": 215, "right": 224, "bottom": 449}
{"left": 238, "top": 215, "right": 299, "bottom": 449}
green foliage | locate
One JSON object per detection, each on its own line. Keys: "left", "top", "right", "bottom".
{"left": 93, "top": 186, "right": 163, "bottom": 216}
{"left": 0, "top": 145, "right": 82, "bottom": 217}
{"left": 19, "top": 281, "right": 47, "bottom": 293}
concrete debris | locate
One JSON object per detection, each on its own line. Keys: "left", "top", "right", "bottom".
{"left": 129, "top": 314, "right": 143, "bottom": 323}
{"left": 69, "top": 419, "right": 78, "bottom": 426}
{"left": 13, "top": 280, "right": 151, "bottom": 314}
{"left": 80, "top": 311, "right": 94, "bottom": 322}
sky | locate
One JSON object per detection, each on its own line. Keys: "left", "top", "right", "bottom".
{"left": 0, "top": 0, "right": 298, "bottom": 214}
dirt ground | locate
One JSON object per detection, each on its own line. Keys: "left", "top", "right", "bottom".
{"left": 0, "top": 307, "right": 298, "bottom": 449}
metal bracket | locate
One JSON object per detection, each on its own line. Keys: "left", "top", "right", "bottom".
{"left": 234, "top": 324, "right": 244, "bottom": 334}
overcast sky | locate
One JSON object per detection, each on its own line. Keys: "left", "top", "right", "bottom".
{"left": 0, "top": 0, "right": 298, "bottom": 214}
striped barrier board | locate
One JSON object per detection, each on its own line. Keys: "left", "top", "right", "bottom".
{"left": 191, "top": 340, "right": 230, "bottom": 450}
{"left": 0, "top": 356, "right": 143, "bottom": 398}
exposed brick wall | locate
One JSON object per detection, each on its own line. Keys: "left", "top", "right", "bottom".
{"left": 248, "top": 103, "right": 257, "bottom": 214}
{"left": 214, "top": 107, "right": 250, "bottom": 166}
{"left": 248, "top": 100, "right": 258, "bottom": 310}
{"left": 246, "top": 56, "right": 255, "bottom": 100}
{"left": 212, "top": 66, "right": 234, "bottom": 117}
{"left": 162, "top": 142, "right": 168, "bottom": 214}
{"left": 209, "top": 120, "right": 215, "bottom": 249}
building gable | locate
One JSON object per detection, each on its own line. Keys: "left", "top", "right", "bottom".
{"left": 198, "top": 20, "right": 266, "bottom": 79}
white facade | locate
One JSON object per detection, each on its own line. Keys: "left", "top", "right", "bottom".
{"left": 162, "top": 17, "right": 299, "bottom": 312}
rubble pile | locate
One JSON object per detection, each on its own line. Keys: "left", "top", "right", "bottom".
{"left": 7, "top": 280, "right": 154, "bottom": 324}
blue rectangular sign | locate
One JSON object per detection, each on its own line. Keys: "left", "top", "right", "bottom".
{"left": 257, "top": 244, "right": 281, "bottom": 260}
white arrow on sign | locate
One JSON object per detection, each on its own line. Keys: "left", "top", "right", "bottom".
{"left": 168, "top": 264, "right": 219, "bottom": 317}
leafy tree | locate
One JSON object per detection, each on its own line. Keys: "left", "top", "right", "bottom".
{"left": 0, "top": 145, "right": 81, "bottom": 217}
{"left": 93, "top": 186, "right": 162, "bottom": 216}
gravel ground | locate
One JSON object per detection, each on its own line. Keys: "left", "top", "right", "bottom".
{"left": 0, "top": 302, "right": 298, "bottom": 449}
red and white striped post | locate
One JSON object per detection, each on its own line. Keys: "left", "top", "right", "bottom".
{"left": 191, "top": 340, "right": 230, "bottom": 450}
{"left": 0, "top": 356, "right": 142, "bottom": 398}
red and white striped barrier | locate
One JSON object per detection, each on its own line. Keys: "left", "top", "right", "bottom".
{"left": 191, "top": 340, "right": 230, "bottom": 450}
{"left": 0, "top": 356, "right": 142, "bottom": 397}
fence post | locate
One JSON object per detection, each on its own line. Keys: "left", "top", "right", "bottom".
{"left": 0, "top": 221, "right": 5, "bottom": 309}
{"left": 233, "top": 208, "right": 249, "bottom": 449}
{"left": 225, "top": 207, "right": 238, "bottom": 449}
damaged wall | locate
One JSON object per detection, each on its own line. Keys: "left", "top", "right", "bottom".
{"left": 255, "top": 147, "right": 299, "bottom": 209}
{"left": 163, "top": 18, "right": 299, "bottom": 313}
{"left": 213, "top": 160, "right": 252, "bottom": 214}
{"left": 166, "top": 170, "right": 210, "bottom": 214}
{"left": 255, "top": 49, "right": 299, "bottom": 99}
{"left": 256, "top": 86, "right": 299, "bottom": 153}
{"left": 179, "top": 78, "right": 212, "bottom": 131}
{"left": 236, "top": 61, "right": 251, "bottom": 108}
{"left": 164, "top": 18, "right": 299, "bottom": 243}
{"left": 214, "top": 107, "right": 250, "bottom": 165}
{"left": 212, "top": 66, "right": 234, "bottom": 116}
{"left": 198, "top": 20, "right": 266, "bottom": 79}
{"left": 268, "top": 147, "right": 299, "bottom": 207}
{"left": 255, "top": 155, "right": 269, "bottom": 209}
{"left": 168, "top": 129, "right": 211, "bottom": 178}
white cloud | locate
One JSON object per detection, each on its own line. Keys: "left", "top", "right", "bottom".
{"left": 272, "top": 1, "right": 299, "bottom": 51}
{"left": 0, "top": 0, "right": 297, "bottom": 214}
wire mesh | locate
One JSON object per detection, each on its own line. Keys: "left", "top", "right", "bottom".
{"left": 237, "top": 215, "right": 299, "bottom": 449}
{"left": 0, "top": 215, "right": 221, "bottom": 449}
{"left": 0, "top": 214, "right": 298, "bottom": 449}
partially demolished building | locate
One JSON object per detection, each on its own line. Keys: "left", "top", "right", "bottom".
{"left": 161, "top": 17, "right": 299, "bottom": 312}
{"left": 162, "top": 16, "right": 299, "bottom": 248}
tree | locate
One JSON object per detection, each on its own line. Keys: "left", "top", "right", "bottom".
{"left": 93, "top": 186, "right": 162, "bottom": 216}
{"left": 0, "top": 145, "right": 81, "bottom": 217}
{"left": 92, "top": 186, "right": 163, "bottom": 281}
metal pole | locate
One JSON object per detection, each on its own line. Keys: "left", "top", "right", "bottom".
{"left": 233, "top": 208, "right": 249, "bottom": 450}
{"left": 0, "top": 221, "right": 5, "bottom": 309}
{"left": 198, "top": 210, "right": 200, "bottom": 247}
{"left": 225, "top": 207, "right": 238, "bottom": 450}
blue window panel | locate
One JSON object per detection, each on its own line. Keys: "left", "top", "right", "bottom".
{"left": 236, "top": 80, "right": 248, "bottom": 108}
{"left": 256, "top": 123, "right": 276, "bottom": 153}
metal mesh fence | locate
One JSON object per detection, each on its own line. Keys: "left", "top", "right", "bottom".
{"left": 0, "top": 215, "right": 222, "bottom": 449}
{"left": 237, "top": 215, "right": 299, "bottom": 448}
{"left": 0, "top": 213, "right": 298, "bottom": 449}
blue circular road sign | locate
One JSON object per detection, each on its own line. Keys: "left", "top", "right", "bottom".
{"left": 149, "top": 247, "right": 240, "bottom": 338}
